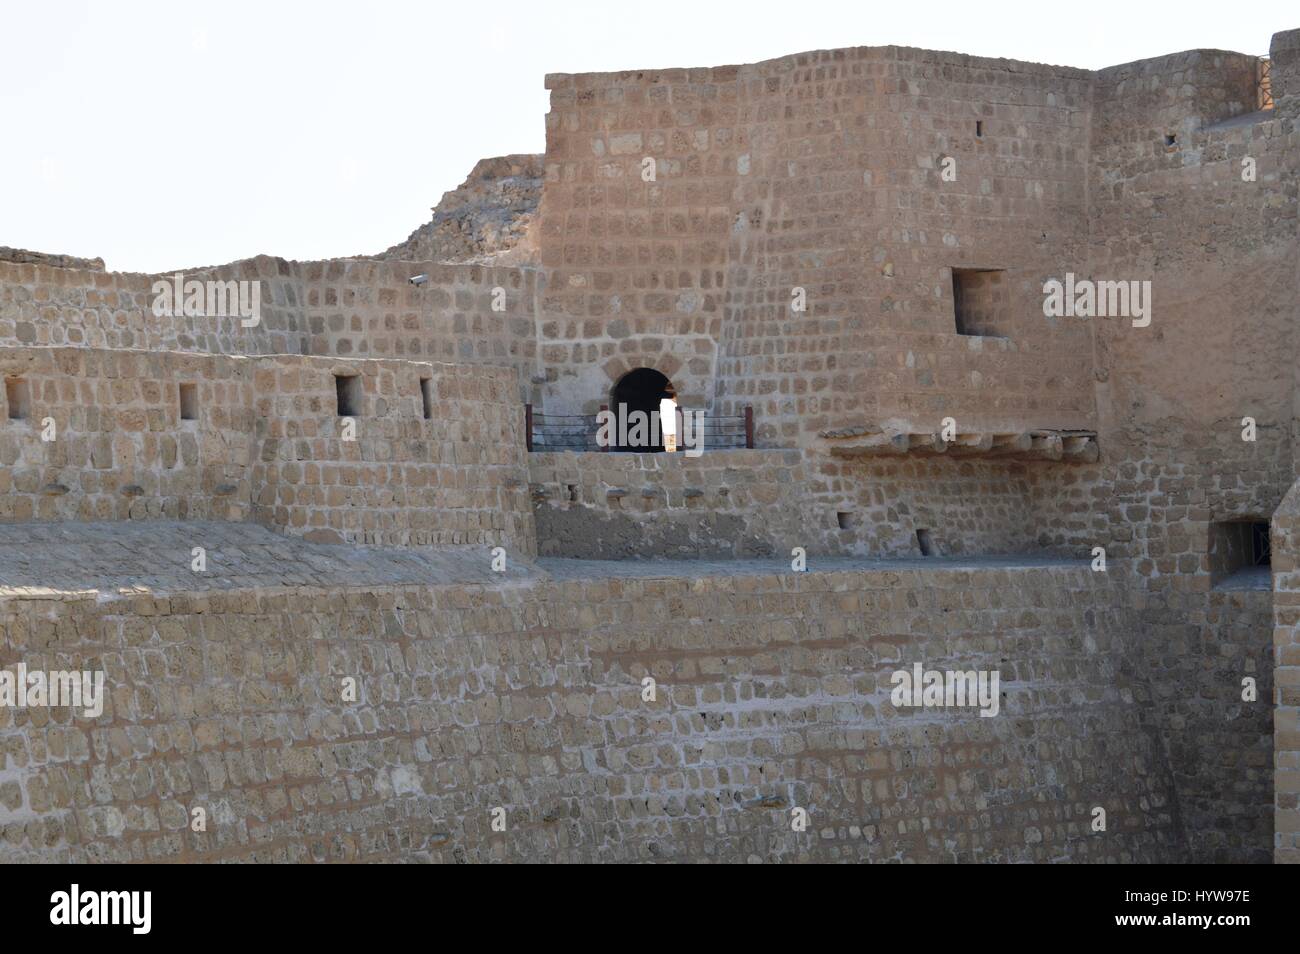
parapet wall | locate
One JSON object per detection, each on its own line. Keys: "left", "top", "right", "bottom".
{"left": 529, "top": 449, "right": 810, "bottom": 558}
{"left": 0, "top": 554, "right": 1186, "bottom": 863}
{"left": 0, "top": 257, "right": 542, "bottom": 404}
{"left": 0, "top": 347, "right": 535, "bottom": 553}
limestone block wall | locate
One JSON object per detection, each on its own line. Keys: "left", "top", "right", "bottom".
{"left": 0, "top": 348, "right": 255, "bottom": 524}
{"left": 817, "top": 457, "right": 1067, "bottom": 558}
{"left": 1074, "top": 46, "right": 1298, "bottom": 864}
{"left": 0, "top": 347, "right": 536, "bottom": 554}
{"left": 536, "top": 66, "right": 736, "bottom": 417}
{"left": 715, "top": 47, "right": 1097, "bottom": 446}
{"left": 251, "top": 356, "right": 535, "bottom": 552}
{"left": 303, "top": 260, "right": 541, "bottom": 404}
{"left": 0, "top": 561, "right": 1190, "bottom": 863}
{"left": 529, "top": 447, "right": 1122, "bottom": 561}
{"left": 1273, "top": 479, "right": 1300, "bottom": 862}
{"left": 0, "top": 257, "right": 309, "bottom": 356}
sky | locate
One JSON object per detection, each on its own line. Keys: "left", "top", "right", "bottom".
{"left": 0, "top": 0, "right": 1275, "bottom": 273}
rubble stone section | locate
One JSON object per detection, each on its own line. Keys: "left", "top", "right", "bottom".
{"left": 0, "top": 247, "right": 105, "bottom": 272}
{"left": 375, "top": 155, "right": 544, "bottom": 265}
{"left": 0, "top": 551, "right": 1182, "bottom": 863}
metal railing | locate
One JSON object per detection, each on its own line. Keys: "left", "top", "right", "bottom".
{"left": 525, "top": 404, "right": 754, "bottom": 452}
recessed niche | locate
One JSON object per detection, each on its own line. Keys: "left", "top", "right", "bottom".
{"left": 916, "top": 528, "right": 937, "bottom": 556}
{"left": 952, "top": 267, "right": 1010, "bottom": 337}
{"left": 5, "top": 378, "right": 30, "bottom": 420}
{"left": 179, "top": 383, "right": 198, "bottom": 421}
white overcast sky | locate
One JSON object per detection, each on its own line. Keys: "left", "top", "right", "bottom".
{"left": 0, "top": 0, "right": 1275, "bottom": 273}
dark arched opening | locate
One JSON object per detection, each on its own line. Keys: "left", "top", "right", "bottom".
{"left": 610, "top": 368, "right": 674, "bottom": 452}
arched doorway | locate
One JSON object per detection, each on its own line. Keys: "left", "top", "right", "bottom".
{"left": 610, "top": 368, "right": 675, "bottom": 452}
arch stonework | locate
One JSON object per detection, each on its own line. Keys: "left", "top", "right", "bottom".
{"left": 598, "top": 348, "right": 709, "bottom": 411}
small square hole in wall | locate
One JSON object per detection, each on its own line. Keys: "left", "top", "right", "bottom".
{"left": 836, "top": 511, "right": 858, "bottom": 530}
{"left": 5, "top": 378, "right": 30, "bottom": 420}
{"left": 916, "top": 528, "right": 937, "bottom": 556}
{"left": 1164, "top": 133, "right": 1177, "bottom": 147}
{"left": 179, "top": 383, "right": 198, "bottom": 421}
{"left": 335, "top": 374, "right": 361, "bottom": 417}
{"left": 420, "top": 378, "right": 433, "bottom": 420}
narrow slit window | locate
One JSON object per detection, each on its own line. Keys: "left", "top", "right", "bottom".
{"left": 335, "top": 374, "right": 361, "bottom": 417}
{"left": 420, "top": 378, "right": 433, "bottom": 420}
{"left": 975, "top": 120, "right": 984, "bottom": 139}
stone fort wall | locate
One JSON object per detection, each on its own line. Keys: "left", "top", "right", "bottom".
{"left": 0, "top": 27, "right": 1296, "bottom": 863}
{"left": 1, "top": 560, "right": 1184, "bottom": 863}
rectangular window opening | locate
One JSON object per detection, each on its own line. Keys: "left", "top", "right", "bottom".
{"left": 1210, "top": 519, "right": 1270, "bottom": 589}
{"left": 837, "top": 511, "right": 857, "bottom": 530}
{"left": 420, "top": 377, "right": 433, "bottom": 420}
{"left": 975, "top": 120, "right": 984, "bottom": 139}
{"left": 952, "top": 267, "right": 1010, "bottom": 337}
{"left": 5, "top": 378, "right": 30, "bottom": 421}
{"left": 916, "top": 528, "right": 936, "bottom": 556}
{"left": 335, "top": 374, "right": 361, "bottom": 417}
{"left": 179, "top": 382, "right": 198, "bottom": 421}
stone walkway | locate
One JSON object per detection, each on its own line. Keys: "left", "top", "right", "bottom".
{"left": 0, "top": 520, "right": 1088, "bottom": 599}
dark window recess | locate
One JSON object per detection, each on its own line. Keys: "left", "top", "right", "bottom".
{"left": 916, "top": 529, "right": 936, "bottom": 556}
{"left": 566, "top": 484, "right": 578, "bottom": 502}
{"left": 179, "top": 383, "right": 198, "bottom": 421}
{"left": 837, "top": 511, "right": 858, "bottom": 530}
{"left": 952, "top": 267, "right": 1010, "bottom": 337}
{"left": 975, "top": 120, "right": 984, "bottom": 139}
{"left": 335, "top": 374, "right": 361, "bottom": 417}
{"left": 420, "top": 378, "right": 433, "bottom": 420}
{"left": 1252, "top": 521, "right": 1271, "bottom": 565}
{"left": 1209, "top": 519, "right": 1270, "bottom": 586}
{"left": 5, "top": 378, "right": 30, "bottom": 420}
{"left": 1164, "top": 133, "right": 1177, "bottom": 147}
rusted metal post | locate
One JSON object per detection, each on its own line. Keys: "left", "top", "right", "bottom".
{"left": 524, "top": 403, "right": 533, "bottom": 452}
{"left": 744, "top": 405, "right": 754, "bottom": 449}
